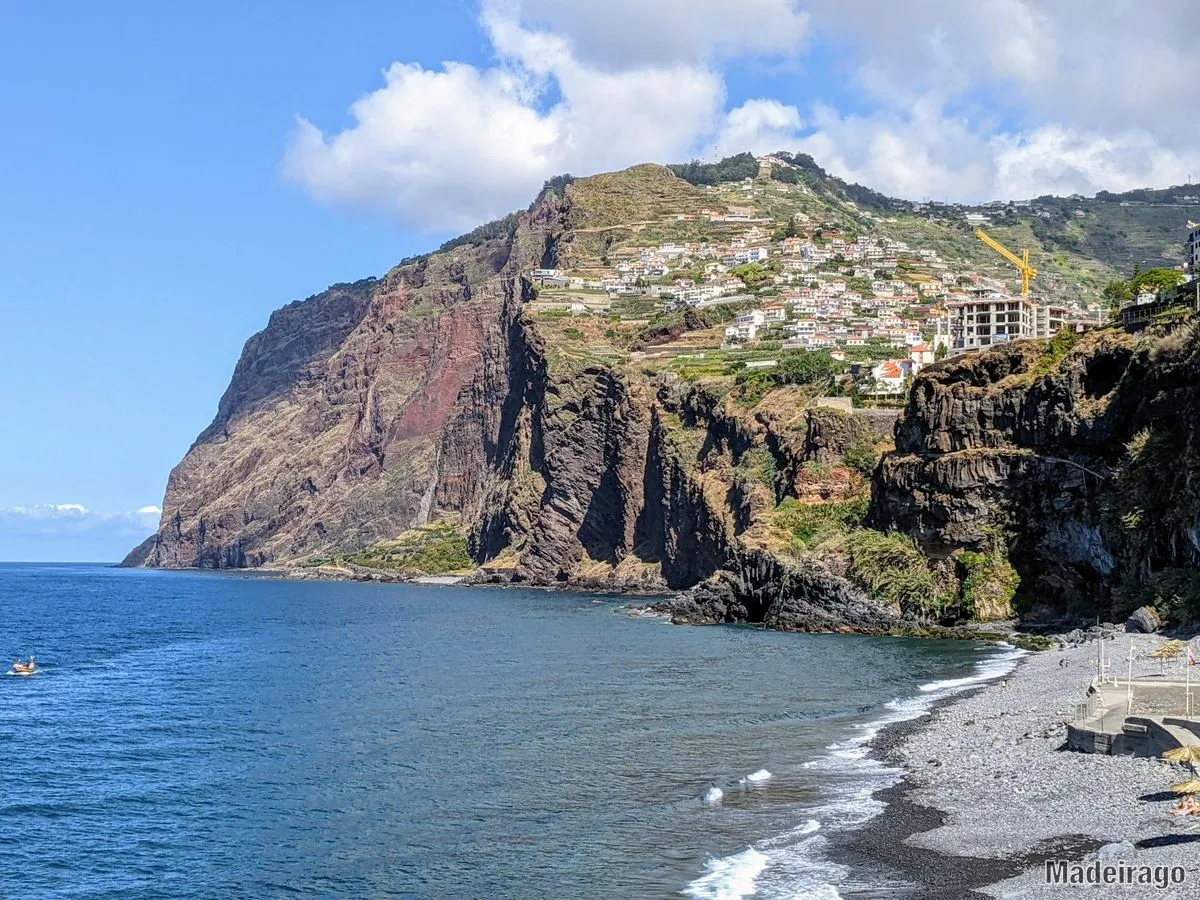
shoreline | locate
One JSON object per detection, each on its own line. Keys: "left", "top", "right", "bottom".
{"left": 832, "top": 685, "right": 1103, "bottom": 899}
{"left": 831, "top": 636, "right": 1200, "bottom": 899}
{"left": 208, "top": 562, "right": 680, "bottom": 598}
{"left": 127, "top": 564, "right": 1050, "bottom": 643}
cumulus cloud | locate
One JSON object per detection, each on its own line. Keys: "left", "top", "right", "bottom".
{"left": 794, "top": 0, "right": 1198, "bottom": 199}
{"left": 283, "top": 0, "right": 1200, "bottom": 228}
{"left": 283, "top": 61, "right": 562, "bottom": 233}
{"left": 713, "top": 100, "right": 805, "bottom": 158}
{"left": 0, "top": 503, "right": 161, "bottom": 535}
{"left": 283, "top": 0, "right": 806, "bottom": 230}
{"left": 508, "top": 0, "right": 810, "bottom": 68}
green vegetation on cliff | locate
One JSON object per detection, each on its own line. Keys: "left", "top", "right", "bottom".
{"left": 873, "top": 315, "right": 1200, "bottom": 628}
{"left": 958, "top": 544, "right": 1019, "bottom": 622}
{"left": 347, "top": 524, "right": 474, "bottom": 575}
{"left": 1104, "top": 418, "right": 1200, "bottom": 623}
{"left": 774, "top": 497, "right": 868, "bottom": 548}
{"left": 773, "top": 499, "right": 964, "bottom": 621}
{"left": 826, "top": 528, "right": 954, "bottom": 620}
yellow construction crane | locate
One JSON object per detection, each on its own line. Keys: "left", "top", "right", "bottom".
{"left": 975, "top": 228, "right": 1038, "bottom": 296}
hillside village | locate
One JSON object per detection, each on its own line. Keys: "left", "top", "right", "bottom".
{"left": 522, "top": 154, "right": 1174, "bottom": 397}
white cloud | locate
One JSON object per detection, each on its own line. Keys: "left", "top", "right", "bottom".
{"left": 713, "top": 100, "right": 804, "bottom": 159}
{"left": 284, "top": 1, "right": 807, "bottom": 230}
{"left": 284, "top": 0, "right": 1200, "bottom": 227}
{"left": 991, "top": 127, "right": 1192, "bottom": 200}
{"left": 0, "top": 504, "right": 161, "bottom": 535}
{"left": 792, "top": 0, "right": 1199, "bottom": 200}
{"left": 283, "top": 61, "right": 563, "bottom": 232}
{"left": 506, "top": 0, "right": 810, "bottom": 68}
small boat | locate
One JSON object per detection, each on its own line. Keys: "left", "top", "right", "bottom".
{"left": 10, "top": 656, "right": 37, "bottom": 677}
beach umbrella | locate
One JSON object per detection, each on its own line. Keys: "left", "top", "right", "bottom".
{"left": 1162, "top": 747, "right": 1200, "bottom": 765}
{"left": 1171, "top": 778, "right": 1200, "bottom": 794}
{"left": 1150, "top": 641, "right": 1186, "bottom": 674}
{"left": 1151, "top": 643, "right": 1185, "bottom": 660}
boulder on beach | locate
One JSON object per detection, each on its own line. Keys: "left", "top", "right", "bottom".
{"left": 1125, "top": 606, "right": 1163, "bottom": 634}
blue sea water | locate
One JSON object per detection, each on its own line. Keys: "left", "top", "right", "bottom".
{"left": 0, "top": 563, "right": 1020, "bottom": 898}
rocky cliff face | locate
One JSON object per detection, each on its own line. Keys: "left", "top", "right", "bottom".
{"left": 129, "top": 166, "right": 910, "bottom": 631}
{"left": 131, "top": 196, "right": 560, "bottom": 568}
{"left": 128, "top": 168, "right": 727, "bottom": 573}
{"left": 138, "top": 163, "right": 1050, "bottom": 632}
{"left": 871, "top": 323, "right": 1200, "bottom": 625}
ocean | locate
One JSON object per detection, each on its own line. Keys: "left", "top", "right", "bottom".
{"left": 0, "top": 563, "right": 1020, "bottom": 898}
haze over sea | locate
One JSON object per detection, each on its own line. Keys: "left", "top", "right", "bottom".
{"left": 1, "top": 564, "right": 1019, "bottom": 898}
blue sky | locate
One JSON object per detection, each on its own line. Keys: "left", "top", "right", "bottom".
{"left": 1, "top": 1, "right": 1194, "bottom": 560}
{"left": 1, "top": 2, "right": 473, "bottom": 559}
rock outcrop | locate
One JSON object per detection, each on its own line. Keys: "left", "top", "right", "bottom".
{"left": 1125, "top": 606, "right": 1163, "bottom": 634}
{"left": 871, "top": 323, "right": 1200, "bottom": 625}
{"left": 129, "top": 188, "right": 566, "bottom": 569}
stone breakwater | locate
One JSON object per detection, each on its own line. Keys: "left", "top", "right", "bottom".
{"left": 848, "top": 635, "right": 1200, "bottom": 899}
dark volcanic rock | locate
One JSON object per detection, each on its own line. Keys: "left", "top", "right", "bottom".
{"left": 870, "top": 323, "right": 1200, "bottom": 623}
{"left": 803, "top": 407, "right": 878, "bottom": 466}
{"left": 656, "top": 555, "right": 902, "bottom": 634}
{"left": 1125, "top": 606, "right": 1163, "bottom": 634}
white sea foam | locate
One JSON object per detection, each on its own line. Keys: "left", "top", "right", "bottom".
{"left": 745, "top": 768, "right": 772, "bottom": 783}
{"left": 703, "top": 786, "right": 724, "bottom": 806}
{"left": 685, "top": 643, "right": 1026, "bottom": 899}
{"left": 918, "top": 645, "right": 1025, "bottom": 693}
{"left": 682, "top": 847, "right": 768, "bottom": 900}
{"left": 760, "top": 818, "right": 820, "bottom": 845}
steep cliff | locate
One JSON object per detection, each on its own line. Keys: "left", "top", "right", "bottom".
{"left": 871, "top": 320, "right": 1200, "bottom": 626}
{"left": 129, "top": 167, "right": 749, "bottom": 576}
{"left": 131, "top": 190, "right": 563, "bottom": 568}
{"left": 128, "top": 162, "right": 919, "bottom": 631}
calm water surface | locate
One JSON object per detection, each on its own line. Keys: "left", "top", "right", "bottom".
{"left": 0, "top": 564, "right": 1015, "bottom": 898}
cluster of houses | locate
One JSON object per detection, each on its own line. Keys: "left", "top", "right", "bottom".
{"left": 720, "top": 302, "right": 938, "bottom": 397}
{"left": 720, "top": 298, "right": 930, "bottom": 349}
{"left": 531, "top": 226, "right": 948, "bottom": 307}
{"left": 529, "top": 207, "right": 1104, "bottom": 380}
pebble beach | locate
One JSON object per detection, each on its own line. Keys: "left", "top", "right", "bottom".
{"left": 837, "top": 634, "right": 1200, "bottom": 899}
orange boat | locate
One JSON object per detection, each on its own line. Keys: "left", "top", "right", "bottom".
{"left": 11, "top": 656, "right": 36, "bottom": 676}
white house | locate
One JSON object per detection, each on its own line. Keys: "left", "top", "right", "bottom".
{"left": 909, "top": 343, "right": 934, "bottom": 366}
{"left": 870, "top": 358, "right": 913, "bottom": 393}
{"left": 737, "top": 310, "right": 766, "bottom": 328}
{"left": 790, "top": 318, "right": 817, "bottom": 335}
{"left": 725, "top": 323, "right": 759, "bottom": 342}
